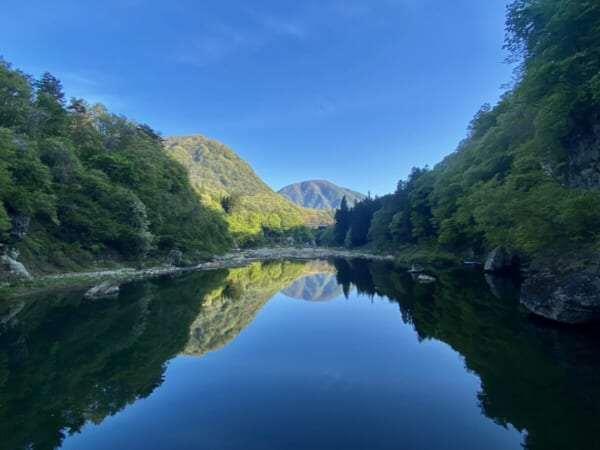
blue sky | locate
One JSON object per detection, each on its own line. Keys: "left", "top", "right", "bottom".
{"left": 1, "top": 0, "right": 513, "bottom": 196}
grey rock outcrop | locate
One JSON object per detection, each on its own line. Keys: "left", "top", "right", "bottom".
{"left": 84, "top": 280, "right": 120, "bottom": 299}
{"left": 408, "top": 263, "right": 425, "bottom": 274}
{"left": 416, "top": 274, "right": 436, "bottom": 284}
{"left": 484, "top": 248, "right": 514, "bottom": 273}
{"left": 9, "top": 214, "right": 30, "bottom": 241}
{"left": 565, "top": 119, "right": 600, "bottom": 190}
{"left": 163, "top": 250, "right": 182, "bottom": 266}
{"left": 520, "top": 270, "right": 600, "bottom": 324}
{"left": 0, "top": 252, "right": 32, "bottom": 284}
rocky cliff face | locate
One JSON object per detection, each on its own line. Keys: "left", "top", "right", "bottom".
{"left": 565, "top": 112, "right": 600, "bottom": 190}
{"left": 484, "top": 248, "right": 516, "bottom": 273}
{"left": 521, "top": 116, "right": 600, "bottom": 324}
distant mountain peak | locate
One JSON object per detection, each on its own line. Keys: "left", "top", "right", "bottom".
{"left": 278, "top": 180, "right": 365, "bottom": 210}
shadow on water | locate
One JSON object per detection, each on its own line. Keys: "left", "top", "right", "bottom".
{"left": 1, "top": 259, "right": 599, "bottom": 450}
{"left": 332, "top": 258, "right": 600, "bottom": 450}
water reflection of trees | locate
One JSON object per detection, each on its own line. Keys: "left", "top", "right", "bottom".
{"left": 0, "top": 261, "right": 310, "bottom": 450}
{"left": 184, "top": 261, "right": 306, "bottom": 355}
{"left": 3, "top": 260, "right": 599, "bottom": 450}
{"left": 0, "top": 270, "right": 227, "bottom": 450}
{"left": 332, "top": 259, "right": 600, "bottom": 450}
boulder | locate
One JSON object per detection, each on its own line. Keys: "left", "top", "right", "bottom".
{"left": 408, "top": 263, "right": 425, "bottom": 274}
{"left": 84, "top": 281, "right": 120, "bottom": 299}
{"left": 0, "top": 253, "right": 32, "bottom": 284}
{"left": 484, "top": 247, "right": 514, "bottom": 273}
{"left": 9, "top": 214, "right": 30, "bottom": 241}
{"left": 416, "top": 274, "right": 436, "bottom": 284}
{"left": 163, "top": 250, "right": 182, "bottom": 266}
{"left": 520, "top": 270, "right": 600, "bottom": 324}
{"left": 485, "top": 273, "right": 519, "bottom": 301}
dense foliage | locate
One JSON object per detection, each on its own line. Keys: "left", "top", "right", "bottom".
{"left": 166, "top": 135, "right": 332, "bottom": 246}
{"left": 0, "top": 60, "right": 230, "bottom": 270}
{"left": 331, "top": 0, "right": 600, "bottom": 255}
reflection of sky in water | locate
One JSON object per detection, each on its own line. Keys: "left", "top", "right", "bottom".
{"left": 5, "top": 260, "right": 599, "bottom": 450}
{"left": 62, "top": 288, "right": 524, "bottom": 450}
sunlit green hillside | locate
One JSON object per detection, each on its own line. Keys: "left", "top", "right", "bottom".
{"left": 166, "top": 135, "right": 332, "bottom": 245}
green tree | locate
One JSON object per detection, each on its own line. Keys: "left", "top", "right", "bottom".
{"left": 333, "top": 196, "right": 350, "bottom": 245}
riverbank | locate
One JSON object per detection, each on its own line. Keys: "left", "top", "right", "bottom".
{"left": 2, "top": 247, "right": 395, "bottom": 298}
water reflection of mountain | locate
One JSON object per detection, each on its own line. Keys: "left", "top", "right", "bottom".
{"left": 0, "top": 260, "right": 309, "bottom": 450}
{"left": 333, "top": 258, "right": 600, "bottom": 450}
{"left": 281, "top": 272, "right": 343, "bottom": 301}
{"left": 183, "top": 261, "right": 305, "bottom": 356}
{"left": 3, "top": 258, "right": 598, "bottom": 450}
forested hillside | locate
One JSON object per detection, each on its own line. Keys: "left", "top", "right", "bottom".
{"left": 166, "top": 135, "right": 332, "bottom": 246}
{"left": 278, "top": 180, "right": 365, "bottom": 209}
{"left": 331, "top": 0, "right": 600, "bottom": 259}
{"left": 0, "top": 60, "right": 230, "bottom": 271}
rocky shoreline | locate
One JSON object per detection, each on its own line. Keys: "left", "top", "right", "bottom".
{"left": 5, "top": 245, "right": 600, "bottom": 327}
{"left": 3, "top": 247, "right": 394, "bottom": 298}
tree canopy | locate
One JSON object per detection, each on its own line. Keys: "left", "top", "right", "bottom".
{"left": 331, "top": 0, "right": 600, "bottom": 255}
{"left": 0, "top": 59, "right": 230, "bottom": 270}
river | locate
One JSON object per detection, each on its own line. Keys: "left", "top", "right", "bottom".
{"left": 0, "top": 259, "right": 598, "bottom": 450}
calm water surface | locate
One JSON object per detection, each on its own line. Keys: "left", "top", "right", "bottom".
{"left": 1, "top": 259, "right": 599, "bottom": 450}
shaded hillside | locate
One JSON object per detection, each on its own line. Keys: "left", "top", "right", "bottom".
{"left": 0, "top": 61, "right": 229, "bottom": 272}
{"left": 278, "top": 180, "right": 365, "bottom": 209}
{"left": 165, "top": 136, "right": 332, "bottom": 245}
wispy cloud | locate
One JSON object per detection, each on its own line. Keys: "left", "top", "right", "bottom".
{"left": 307, "top": 86, "right": 405, "bottom": 120}
{"left": 172, "top": 0, "right": 412, "bottom": 66}
{"left": 175, "top": 24, "right": 262, "bottom": 63}
{"left": 328, "top": 1, "right": 372, "bottom": 20}
{"left": 252, "top": 12, "right": 307, "bottom": 38}
{"left": 173, "top": 9, "right": 309, "bottom": 65}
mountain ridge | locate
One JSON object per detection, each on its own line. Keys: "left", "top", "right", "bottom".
{"left": 278, "top": 180, "right": 366, "bottom": 210}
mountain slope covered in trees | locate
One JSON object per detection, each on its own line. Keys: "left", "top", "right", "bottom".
{"left": 278, "top": 180, "right": 365, "bottom": 209}
{"left": 0, "top": 60, "right": 230, "bottom": 272}
{"left": 166, "top": 135, "right": 332, "bottom": 245}
{"left": 331, "top": 0, "right": 600, "bottom": 260}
